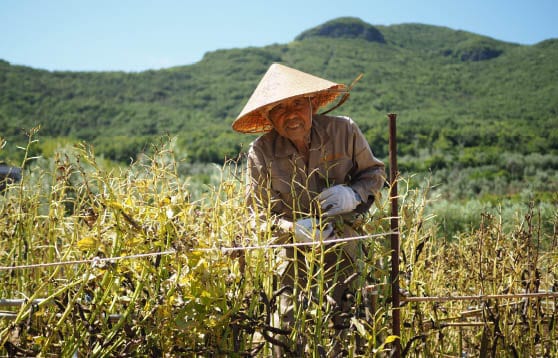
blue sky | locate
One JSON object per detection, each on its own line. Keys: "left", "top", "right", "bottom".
{"left": 1, "top": 0, "right": 556, "bottom": 72}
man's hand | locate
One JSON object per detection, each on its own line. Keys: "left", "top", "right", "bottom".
{"left": 294, "top": 218, "right": 333, "bottom": 243}
{"left": 317, "top": 185, "right": 361, "bottom": 216}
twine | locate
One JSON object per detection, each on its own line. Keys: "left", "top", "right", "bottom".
{"left": 0, "top": 232, "right": 391, "bottom": 272}
{"left": 213, "top": 232, "right": 391, "bottom": 252}
{"left": 401, "top": 292, "right": 558, "bottom": 302}
{"left": 0, "top": 250, "right": 177, "bottom": 271}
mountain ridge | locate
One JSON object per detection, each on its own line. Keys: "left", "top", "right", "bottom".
{"left": 3, "top": 18, "right": 553, "bottom": 74}
{"left": 0, "top": 17, "right": 556, "bottom": 166}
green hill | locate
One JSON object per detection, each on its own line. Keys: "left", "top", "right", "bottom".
{"left": 1, "top": 17, "right": 557, "bottom": 201}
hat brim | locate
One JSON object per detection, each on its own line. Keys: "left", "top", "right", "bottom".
{"left": 232, "top": 63, "right": 349, "bottom": 134}
{"left": 232, "top": 85, "right": 346, "bottom": 134}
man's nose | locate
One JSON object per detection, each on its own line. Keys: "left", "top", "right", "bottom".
{"left": 284, "top": 109, "right": 298, "bottom": 120}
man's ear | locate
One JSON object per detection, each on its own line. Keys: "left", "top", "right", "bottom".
{"left": 310, "top": 97, "right": 319, "bottom": 113}
{"left": 259, "top": 108, "right": 274, "bottom": 126}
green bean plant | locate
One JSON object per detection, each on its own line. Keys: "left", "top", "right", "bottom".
{"left": 0, "top": 134, "right": 392, "bottom": 357}
{"left": 398, "top": 182, "right": 558, "bottom": 356}
{"left": 0, "top": 132, "right": 556, "bottom": 356}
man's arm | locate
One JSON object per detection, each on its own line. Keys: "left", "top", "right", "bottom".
{"left": 246, "top": 146, "right": 294, "bottom": 242}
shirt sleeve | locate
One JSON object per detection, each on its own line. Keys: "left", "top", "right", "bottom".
{"left": 348, "top": 119, "right": 386, "bottom": 213}
{"left": 246, "top": 144, "right": 270, "bottom": 212}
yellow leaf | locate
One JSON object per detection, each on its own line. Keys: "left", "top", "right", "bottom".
{"left": 350, "top": 317, "right": 368, "bottom": 337}
{"left": 384, "top": 335, "right": 399, "bottom": 344}
{"left": 207, "top": 316, "right": 218, "bottom": 327}
{"left": 77, "top": 237, "right": 99, "bottom": 250}
{"left": 125, "top": 236, "right": 144, "bottom": 246}
{"left": 106, "top": 201, "right": 123, "bottom": 210}
{"left": 33, "top": 336, "right": 47, "bottom": 346}
{"left": 160, "top": 196, "right": 171, "bottom": 206}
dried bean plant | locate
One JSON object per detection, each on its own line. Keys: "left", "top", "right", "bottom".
{"left": 0, "top": 132, "right": 556, "bottom": 357}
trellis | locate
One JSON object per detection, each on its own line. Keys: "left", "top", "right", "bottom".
{"left": 1, "top": 113, "right": 556, "bottom": 356}
{"left": 385, "top": 113, "right": 557, "bottom": 356}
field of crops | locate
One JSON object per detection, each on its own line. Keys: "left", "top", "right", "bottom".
{"left": 1, "top": 137, "right": 556, "bottom": 357}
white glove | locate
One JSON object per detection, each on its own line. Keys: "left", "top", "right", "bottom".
{"left": 294, "top": 218, "right": 333, "bottom": 243}
{"left": 317, "top": 185, "right": 361, "bottom": 217}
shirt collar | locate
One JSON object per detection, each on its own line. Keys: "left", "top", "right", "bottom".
{"left": 271, "top": 115, "right": 330, "bottom": 158}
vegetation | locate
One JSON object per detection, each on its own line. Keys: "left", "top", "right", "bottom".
{"left": 1, "top": 19, "right": 556, "bottom": 220}
{"left": 0, "top": 17, "right": 557, "bottom": 355}
{"left": 0, "top": 137, "right": 556, "bottom": 356}
{"left": 1, "top": 18, "right": 556, "bottom": 166}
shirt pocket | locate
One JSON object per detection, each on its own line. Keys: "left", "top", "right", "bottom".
{"left": 271, "top": 175, "right": 294, "bottom": 194}
{"left": 270, "top": 174, "right": 295, "bottom": 207}
{"left": 321, "top": 157, "right": 353, "bottom": 185}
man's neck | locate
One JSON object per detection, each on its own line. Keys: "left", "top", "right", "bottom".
{"left": 291, "top": 133, "right": 310, "bottom": 153}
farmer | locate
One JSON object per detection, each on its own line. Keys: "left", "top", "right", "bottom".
{"left": 232, "top": 63, "right": 385, "bottom": 355}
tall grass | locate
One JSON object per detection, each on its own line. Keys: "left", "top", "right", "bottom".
{"left": 0, "top": 135, "right": 556, "bottom": 356}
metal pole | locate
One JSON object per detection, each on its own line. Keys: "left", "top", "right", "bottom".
{"left": 388, "top": 113, "right": 401, "bottom": 356}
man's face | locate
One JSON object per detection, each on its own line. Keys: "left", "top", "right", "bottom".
{"left": 268, "top": 97, "right": 312, "bottom": 142}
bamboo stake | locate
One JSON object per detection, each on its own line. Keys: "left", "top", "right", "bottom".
{"left": 401, "top": 292, "right": 558, "bottom": 302}
{"left": 0, "top": 311, "right": 121, "bottom": 321}
{"left": 388, "top": 112, "right": 401, "bottom": 356}
{"left": 0, "top": 299, "right": 45, "bottom": 307}
{"left": 422, "top": 317, "right": 556, "bottom": 331}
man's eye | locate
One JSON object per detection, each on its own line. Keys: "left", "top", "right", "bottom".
{"left": 269, "top": 105, "right": 284, "bottom": 118}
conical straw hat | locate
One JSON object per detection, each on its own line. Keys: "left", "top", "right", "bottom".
{"left": 232, "top": 63, "right": 347, "bottom": 133}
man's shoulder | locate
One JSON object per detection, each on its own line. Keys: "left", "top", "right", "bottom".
{"left": 250, "top": 131, "right": 277, "bottom": 150}
{"left": 313, "top": 114, "right": 355, "bottom": 131}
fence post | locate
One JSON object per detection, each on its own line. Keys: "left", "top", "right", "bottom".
{"left": 388, "top": 113, "right": 401, "bottom": 356}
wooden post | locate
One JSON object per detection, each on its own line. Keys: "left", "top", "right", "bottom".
{"left": 388, "top": 113, "right": 401, "bottom": 356}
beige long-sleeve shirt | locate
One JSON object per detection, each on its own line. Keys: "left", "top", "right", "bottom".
{"left": 247, "top": 114, "right": 385, "bottom": 221}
